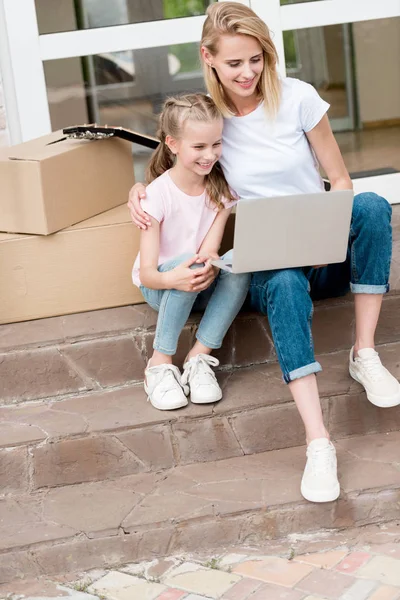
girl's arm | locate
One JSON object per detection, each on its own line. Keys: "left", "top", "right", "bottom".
{"left": 139, "top": 217, "right": 170, "bottom": 289}
{"left": 140, "top": 216, "right": 201, "bottom": 291}
{"left": 306, "top": 115, "right": 353, "bottom": 191}
{"left": 198, "top": 207, "right": 232, "bottom": 259}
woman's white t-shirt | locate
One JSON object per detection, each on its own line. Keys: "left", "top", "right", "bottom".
{"left": 219, "top": 77, "right": 330, "bottom": 199}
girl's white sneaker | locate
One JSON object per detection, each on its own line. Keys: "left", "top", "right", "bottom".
{"left": 182, "top": 354, "right": 222, "bottom": 404}
{"left": 349, "top": 347, "right": 400, "bottom": 408}
{"left": 301, "top": 438, "right": 340, "bottom": 503}
{"left": 144, "top": 363, "right": 188, "bottom": 410}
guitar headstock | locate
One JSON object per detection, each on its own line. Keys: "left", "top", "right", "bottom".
{"left": 63, "top": 124, "right": 115, "bottom": 141}
{"left": 63, "top": 124, "right": 160, "bottom": 149}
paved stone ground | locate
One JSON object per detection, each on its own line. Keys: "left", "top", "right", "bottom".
{"left": 3, "top": 520, "right": 400, "bottom": 599}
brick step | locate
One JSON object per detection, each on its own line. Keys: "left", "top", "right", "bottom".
{"left": 2, "top": 429, "right": 400, "bottom": 583}
{"left": 1, "top": 204, "right": 399, "bottom": 408}
{"left": 1, "top": 341, "right": 400, "bottom": 491}
{"left": 0, "top": 294, "right": 400, "bottom": 408}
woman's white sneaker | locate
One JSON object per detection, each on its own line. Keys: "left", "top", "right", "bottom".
{"left": 301, "top": 438, "right": 340, "bottom": 503}
{"left": 349, "top": 346, "right": 400, "bottom": 408}
{"left": 182, "top": 354, "right": 222, "bottom": 404}
{"left": 144, "top": 363, "right": 188, "bottom": 410}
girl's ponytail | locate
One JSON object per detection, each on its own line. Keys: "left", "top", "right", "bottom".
{"left": 146, "top": 130, "right": 174, "bottom": 183}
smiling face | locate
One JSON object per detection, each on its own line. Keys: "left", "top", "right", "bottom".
{"left": 166, "top": 117, "right": 223, "bottom": 178}
{"left": 202, "top": 34, "right": 264, "bottom": 104}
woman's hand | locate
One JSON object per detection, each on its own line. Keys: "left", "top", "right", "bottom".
{"left": 127, "top": 182, "right": 151, "bottom": 229}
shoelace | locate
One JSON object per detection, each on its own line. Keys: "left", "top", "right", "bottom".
{"left": 181, "top": 354, "right": 219, "bottom": 386}
{"left": 307, "top": 445, "right": 335, "bottom": 476}
{"left": 147, "top": 364, "right": 187, "bottom": 396}
{"left": 356, "top": 353, "right": 384, "bottom": 382}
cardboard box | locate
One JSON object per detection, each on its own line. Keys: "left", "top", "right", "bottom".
{"left": 0, "top": 130, "right": 134, "bottom": 235}
{"left": 0, "top": 204, "right": 143, "bottom": 325}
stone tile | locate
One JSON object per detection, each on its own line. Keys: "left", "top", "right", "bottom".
{"left": 233, "top": 316, "right": 273, "bottom": 367}
{"left": 0, "top": 577, "right": 70, "bottom": 598}
{"left": 368, "top": 543, "right": 400, "bottom": 560}
{"left": 0, "top": 347, "right": 88, "bottom": 404}
{"left": 0, "top": 421, "right": 46, "bottom": 447}
{"left": 0, "top": 316, "right": 64, "bottom": 351}
{"left": 213, "top": 363, "right": 291, "bottom": 415}
{"left": 368, "top": 585, "right": 400, "bottom": 600}
{"left": 184, "top": 595, "right": 214, "bottom": 600}
{"left": 156, "top": 590, "right": 187, "bottom": 600}
{"left": 328, "top": 392, "right": 400, "bottom": 440}
{"left": 61, "top": 306, "right": 148, "bottom": 340}
{"left": 313, "top": 302, "right": 355, "bottom": 354}
{"left": 130, "top": 303, "right": 159, "bottom": 329}
{"left": 33, "top": 436, "right": 144, "bottom": 488}
{"left": 62, "top": 337, "right": 146, "bottom": 387}
{"left": 42, "top": 474, "right": 152, "bottom": 535}
{"left": 297, "top": 569, "right": 355, "bottom": 598}
{"left": 221, "top": 577, "right": 263, "bottom": 599}
{"left": 340, "top": 579, "right": 378, "bottom": 600}
{"left": 165, "top": 562, "right": 206, "bottom": 578}
{"left": 0, "top": 447, "right": 29, "bottom": 494}
{"left": 169, "top": 517, "right": 244, "bottom": 556}
{"left": 356, "top": 556, "right": 400, "bottom": 587}
{"left": 164, "top": 568, "right": 241, "bottom": 599}
{"left": 121, "top": 492, "right": 212, "bottom": 530}
{"left": 316, "top": 349, "right": 355, "bottom": 398}
{"left": 218, "top": 554, "right": 249, "bottom": 568}
{"left": 249, "top": 583, "right": 305, "bottom": 600}
{"left": 146, "top": 558, "right": 176, "bottom": 580}
{"left": 230, "top": 403, "right": 306, "bottom": 454}
{"left": 336, "top": 440, "right": 400, "bottom": 494}
{"left": 0, "top": 495, "right": 77, "bottom": 551}
{"left": 375, "top": 297, "right": 400, "bottom": 345}
{"left": 233, "top": 557, "right": 313, "bottom": 588}
{"left": 294, "top": 550, "right": 348, "bottom": 569}
{"left": 172, "top": 417, "right": 243, "bottom": 465}
{"left": 117, "top": 425, "right": 175, "bottom": 471}
{"left": 336, "top": 552, "right": 371, "bottom": 573}
{"left": 89, "top": 571, "right": 166, "bottom": 599}
{"left": 337, "top": 431, "right": 400, "bottom": 464}
{"left": 0, "top": 403, "right": 87, "bottom": 438}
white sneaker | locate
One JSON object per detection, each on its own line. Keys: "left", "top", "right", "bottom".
{"left": 349, "top": 347, "right": 400, "bottom": 408}
{"left": 182, "top": 354, "right": 222, "bottom": 404}
{"left": 144, "top": 363, "right": 188, "bottom": 411}
{"left": 301, "top": 438, "right": 340, "bottom": 503}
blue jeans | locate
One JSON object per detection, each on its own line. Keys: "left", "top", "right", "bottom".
{"left": 248, "top": 192, "right": 393, "bottom": 383}
{"left": 141, "top": 250, "right": 250, "bottom": 355}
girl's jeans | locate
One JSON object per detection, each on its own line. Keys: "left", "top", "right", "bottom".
{"left": 248, "top": 192, "right": 393, "bottom": 383}
{"left": 140, "top": 250, "right": 250, "bottom": 355}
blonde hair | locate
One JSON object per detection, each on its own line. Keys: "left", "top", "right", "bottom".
{"left": 146, "top": 93, "right": 236, "bottom": 211}
{"left": 201, "top": 1, "right": 281, "bottom": 117}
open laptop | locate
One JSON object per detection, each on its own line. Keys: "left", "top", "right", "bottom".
{"left": 212, "top": 190, "right": 354, "bottom": 273}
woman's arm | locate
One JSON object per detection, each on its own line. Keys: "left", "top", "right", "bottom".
{"left": 198, "top": 207, "right": 232, "bottom": 259}
{"left": 306, "top": 115, "right": 353, "bottom": 191}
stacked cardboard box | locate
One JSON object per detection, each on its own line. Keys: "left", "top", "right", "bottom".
{"left": 0, "top": 130, "right": 142, "bottom": 324}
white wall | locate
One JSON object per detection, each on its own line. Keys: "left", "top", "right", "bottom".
{"left": 0, "top": 75, "right": 9, "bottom": 147}
{"left": 353, "top": 17, "right": 400, "bottom": 123}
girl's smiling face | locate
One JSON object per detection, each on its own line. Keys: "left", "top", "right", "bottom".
{"left": 202, "top": 33, "right": 264, "bottom": 103}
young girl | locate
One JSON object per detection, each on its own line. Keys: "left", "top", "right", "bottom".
{"left": 132, "top": 93, "right": 250, "bottom": 411}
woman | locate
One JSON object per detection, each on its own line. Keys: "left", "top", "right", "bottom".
{"left": 128, "top": 2, "right": 398, "bottom": 503}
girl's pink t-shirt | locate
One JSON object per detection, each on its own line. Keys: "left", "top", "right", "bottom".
{"left": 132, "top": 170, "right": 236, "bottom": 287}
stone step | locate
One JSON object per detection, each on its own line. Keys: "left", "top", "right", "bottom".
{"left": 1, "top": 341, "right": 400, "bottom": 491}
{"left": 0, "top": 204, "right": 399, "bottom": 408}
{"left": 2, "top": 429, "right": 400, "bottom": 584}
{"left": 0, "top": 294, "right": 400, "bottom": 408}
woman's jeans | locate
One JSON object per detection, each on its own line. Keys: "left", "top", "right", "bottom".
{"left": 248, "top": 192, "right": 393, "bottom": 383}
{"left": 141, "top": 250, "right": 250, "bottom": 355}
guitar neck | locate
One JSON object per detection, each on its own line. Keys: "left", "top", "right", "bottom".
{"left": 111, "top": 127, "right": 160, "bottom": 149}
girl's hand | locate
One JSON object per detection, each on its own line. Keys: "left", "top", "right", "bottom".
{"left": 127, "top": 182, "right": 151, "bottom": 229}
{"left": 168, "top": 255, "right": 202, "bottom": 292}
{"left": 192, "top": 259, "right": 219, "bottom": 292}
